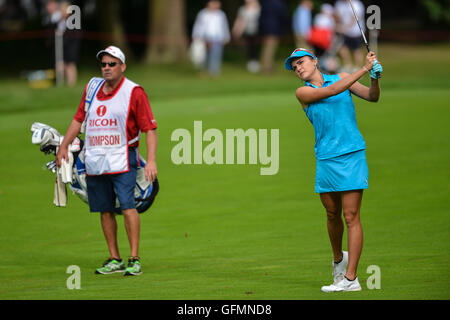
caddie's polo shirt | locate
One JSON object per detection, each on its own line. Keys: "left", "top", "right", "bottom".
{"left": 74, "top": 77, "right": 157, "bottom": 148}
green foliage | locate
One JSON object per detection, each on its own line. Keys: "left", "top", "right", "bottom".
{"left": 419, "top": 0, "right": 450, "bottom": 23}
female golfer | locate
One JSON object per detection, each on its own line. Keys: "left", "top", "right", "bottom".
{"left": 285, "top": 48, "right": 382, "bottom": 292}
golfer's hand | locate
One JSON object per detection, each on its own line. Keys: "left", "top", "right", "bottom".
{"left": 55, "top": 145, "right": 69, "bottom": 167}
{"left": 370, "top": 61, "right": 383, "bottom": 79}
{"left": 364, "top": 51, "right": 377, "bottom": 71}
{"left": 145, "top": 160, "right": 157, "bottom": 183}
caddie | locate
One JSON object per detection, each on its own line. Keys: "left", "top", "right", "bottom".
{"left": 56, "top": 45, "right": 158, "bottom": 276}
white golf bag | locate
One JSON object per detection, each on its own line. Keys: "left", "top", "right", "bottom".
{"left": 31, "top": 122, "right": 159, "bottom": 213}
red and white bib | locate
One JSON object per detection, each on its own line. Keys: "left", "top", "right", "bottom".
{"left": 85, "top": 78, "right": 138, "bottom": 175}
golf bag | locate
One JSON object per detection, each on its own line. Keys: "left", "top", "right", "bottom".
{"left": 31, "top": 122, "right": 159, "bottom": 214}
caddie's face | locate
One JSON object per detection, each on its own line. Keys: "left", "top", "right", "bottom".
{"left": 291, "top": 56, "right": 316, "bottom": 80}
{"left": 100, "top": 54, "right": 126, "bottom": 81}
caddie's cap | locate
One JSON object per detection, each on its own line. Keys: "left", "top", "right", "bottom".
{"left": 284, "top": 48, "right": 317, "bottom": 71}
{"left": 96, "top": 45, "right": 126, "bottom": 64}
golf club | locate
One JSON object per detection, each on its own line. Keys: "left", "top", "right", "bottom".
{"left": 348, "top": 0, "right": 380, "bottom": 78}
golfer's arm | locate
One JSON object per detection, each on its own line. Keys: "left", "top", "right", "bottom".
{"left": 348, "top": 74, "right": 380, "bottom": 102}
{"left": 60, "top": 119, "right": 82, "bottom": 148}
{"left": 296, "top": 68, "right": 368, "bottom": 106}
{"left": 368, "top": 78, "right": 380, "bottom": 102}
{"left": 145, "top": 129, "right": 158, "bottom": 163}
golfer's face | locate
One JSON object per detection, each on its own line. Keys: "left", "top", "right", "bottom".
{"left": 100, "top": 55, "right": 124, "bottom": 81}
{"left": 291, "top": 57, "right": 315, "bottom": 80}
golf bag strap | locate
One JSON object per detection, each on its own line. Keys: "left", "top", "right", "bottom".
{"left": 80, "top": 77, "right": 105, "bottom": 133}
{"left": 128, "top": 131, "right": 141, "bottom": 145}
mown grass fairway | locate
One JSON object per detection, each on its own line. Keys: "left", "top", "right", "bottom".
{"left": 0, "top": 44, "right": 449, "bottom": 299}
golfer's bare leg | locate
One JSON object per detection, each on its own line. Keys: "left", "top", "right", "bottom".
{"left": 342, "top": 190, "right": 363, "bottom": 280}
{"left": 320, "top": 192, "right": 344, "bottom": 262}
{"left": 122, "top": 208, "right": 140, "bottom": 258}
{"left": 100, "top": 212, "right": 120, "bottom": 259}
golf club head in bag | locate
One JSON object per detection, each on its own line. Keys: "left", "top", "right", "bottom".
{"left": 31, "top": 122, "right": 159, "bottom": 213}
{"left": 31, "top": 122, "right": 62, "bottom": 155}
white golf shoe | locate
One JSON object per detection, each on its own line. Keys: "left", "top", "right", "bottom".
{"left": 321, "top": 276, "right": 362, "bottom": 292}
{"left": 332, "top": 251, "right": 348, "bottom": 284}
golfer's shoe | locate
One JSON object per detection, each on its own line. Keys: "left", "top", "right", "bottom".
{"left": 124, "top": 258, "right": 142, "bottom": 276}
{"left": 321, "top": 277, "right": 362, "bottom": 293}
{"left": 95, "top": 258, "right": 126, "bottom": 274}
{"left": 332, "top": 251, "right": 348, "bottom": 284}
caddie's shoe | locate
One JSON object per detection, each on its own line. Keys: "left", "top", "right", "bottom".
{"left": 124, "top": 257, "right": 142, "bottom": 276}
{"left": 332, "top": 251, "right": 348, "bottom": 284}
{"left": 95, "top": 258, "right": 126, "bottom": 274}
{"left": 321, "top": 276, "right": 362, "bottom": 292}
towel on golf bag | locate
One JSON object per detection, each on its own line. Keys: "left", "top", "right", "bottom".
{"left": 31, "top": 122, "right": 159, "bottom": 213}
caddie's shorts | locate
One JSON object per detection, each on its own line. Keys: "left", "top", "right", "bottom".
{"left": 315, "top": 149, "right": 369, "bottom": 194}
{"left": 86, "top": 147, "right": 138, "bottom": 213}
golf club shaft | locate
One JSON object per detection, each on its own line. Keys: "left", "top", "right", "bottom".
{"left": 348, "top": 0, "right": 380, "bottom": 78}
{"left": 348, "top": 0, "right": 370, "bottom": 52}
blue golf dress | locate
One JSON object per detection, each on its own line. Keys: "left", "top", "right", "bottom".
{"left": 304, "top": 73, "right": 369, "bottom": 193}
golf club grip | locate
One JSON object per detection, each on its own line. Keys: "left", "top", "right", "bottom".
{"left": 365, "top": 44, "right": 381, "bottom": 78}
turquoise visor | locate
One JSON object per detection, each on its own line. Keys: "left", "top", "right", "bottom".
{"left": 285, "top": 48, "right": 317, "bottom": 71}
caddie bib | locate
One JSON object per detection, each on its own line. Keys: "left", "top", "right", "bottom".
{"left": 85, "top": 78, "right": 138, "bottom": 175}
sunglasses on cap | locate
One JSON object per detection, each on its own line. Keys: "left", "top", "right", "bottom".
{"left": 100, "top": 61, "right": 118, "bottom": 68}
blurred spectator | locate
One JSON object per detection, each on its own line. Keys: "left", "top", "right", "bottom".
{"left": 258, "top": 0, "right": 289, "bottom": 74}
{"left": 232, "top": 0, "right": 261, "bottom": 73}
{"left": 292, "top": 0, "right": 313, "bottom": 49}
{"left": 334, "top": 0, "right": 365, "bottom": 72}
{"left": 44, "top": 0, "right": 61, "bottom": 25}
{"left": 192, "top": 0, "right": 230, "bottom": 77}
{"left": 308, "top": 4, "right": 335, "bottom": 57}
{"left": 43, "top": 0, "right": 61, "bottom": 72}
{"left": 44, "top": 0, "right": 81, "bottom": 87}
{"left": 59, "top": 1, "right": 81, "bottom": 87}
{"left": 309, "top": 3, "right": 338, "bottom": 73}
